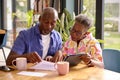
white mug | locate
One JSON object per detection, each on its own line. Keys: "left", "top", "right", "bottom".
{"left": 54, "top": 61, "right": 69, "bottom": 75}
{"left": 12, "top": 57, "right": 27, "bottom": 70}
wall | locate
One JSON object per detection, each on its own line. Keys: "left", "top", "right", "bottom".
{"left": 66, "top": 0, "right": 74, "bottom": 15}
{"left": 0, "top": 0, "right": 3, "bottom": 29}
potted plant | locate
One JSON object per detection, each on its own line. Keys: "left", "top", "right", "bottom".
{"left": 55, "top": 9, "right": 75, "bottom": 42}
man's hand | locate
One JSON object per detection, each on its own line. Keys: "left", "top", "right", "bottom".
{"left": 27, "top": 52, "right": 42, "bottom": 63}
{"left": 45, "top": 56, "right": 53, "bottom": 61}
{"left": 52, "top": 50, "right": 63, "bottom": 62}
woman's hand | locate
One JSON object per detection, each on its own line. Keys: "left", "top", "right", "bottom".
{"left": 80, "top": 54, "right": 104, "bottom": 67}
{"left": 79, "top": 54, "right": 92, "bottom": 65}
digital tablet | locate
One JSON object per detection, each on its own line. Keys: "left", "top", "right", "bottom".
{"left": 64, "top": 53, "right": 86, "bottom": 67}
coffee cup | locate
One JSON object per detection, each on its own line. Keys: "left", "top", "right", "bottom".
{"left": 54, "top": 61, "right": 69, "bottom": 75}
{"left": 12, "top": 57, "right": 27, "bottom": 70}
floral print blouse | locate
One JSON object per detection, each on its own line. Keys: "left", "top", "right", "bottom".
{"left": 62, "top": 32, "right": 103, "bottom": 62}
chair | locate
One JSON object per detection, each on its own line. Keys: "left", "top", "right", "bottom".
{"left": 0, "top": 29, "right": 7, "bottom": 61}
{"left": 102, "top": 49, "right": 120, "bottom": 73}
{"left": 0, "top": 29, "right": 10, "bottom": 71}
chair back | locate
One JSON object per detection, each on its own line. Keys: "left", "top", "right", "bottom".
{"left": 102, "top": 49, "right": 120, "bottom": 73}
{"left": 0, "top": 29, "right": 7, "bottom": 47}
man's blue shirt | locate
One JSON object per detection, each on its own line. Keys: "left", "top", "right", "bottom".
{"left": 12, "top": 24, "right": 62, "bottom": 58}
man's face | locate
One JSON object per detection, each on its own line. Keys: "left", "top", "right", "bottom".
{"left": 40, "top": 15, "right": 57, "bottom": 35}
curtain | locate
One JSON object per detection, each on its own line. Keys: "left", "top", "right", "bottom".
{"left": 33, "top": 0, "right": 61, "bottom": 14}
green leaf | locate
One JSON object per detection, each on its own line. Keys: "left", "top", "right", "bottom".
{"left": 55, "top": 9, "right": 75, "bottom": 42}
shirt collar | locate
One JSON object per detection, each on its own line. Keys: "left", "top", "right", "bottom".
{"left": 34, "top": 23, "right": 40, "bottom": 34}
{"left": 34, "top": 23, "right": 55, "bottom": 37}
{"left": 81, "top": 32, "right": 92, "bottom": 44}
{"left": 69, "top": 32, "right": 92, "bottom": 45}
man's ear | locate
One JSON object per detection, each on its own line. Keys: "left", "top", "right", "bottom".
{"left": 38, "top": 16, "right": 41, "bottom": 21}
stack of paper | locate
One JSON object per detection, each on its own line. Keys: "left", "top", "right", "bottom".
{"left": 29, "top": 60, "right": 56, "bottom": 71}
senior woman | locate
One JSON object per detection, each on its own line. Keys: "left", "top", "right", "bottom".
{"left": 62, "top": 14, "right": 104, "bottom": 68}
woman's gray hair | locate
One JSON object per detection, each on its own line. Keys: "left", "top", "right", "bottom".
{"left": 75, "top": 14, "right": 92, "bottom": 29}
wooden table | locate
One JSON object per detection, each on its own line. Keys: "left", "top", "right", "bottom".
{"left": 0, "top": 30, "right": 6, "bottom": 34}
{"left": 0, "top": 63, "right": 120, "bottom": 80}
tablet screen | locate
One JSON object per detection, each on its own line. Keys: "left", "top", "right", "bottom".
{"left": 64, "top": 53, "right": 86, "bottom": 67}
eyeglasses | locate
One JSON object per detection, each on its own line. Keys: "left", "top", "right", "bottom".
{"left": 70, "top": 29, "right": 83, "bottom": 36}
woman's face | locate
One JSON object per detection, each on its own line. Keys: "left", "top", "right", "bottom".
{"left": 70, "top": 22, "right": 87, "bottom": 42}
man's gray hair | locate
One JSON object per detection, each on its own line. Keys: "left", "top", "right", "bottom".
{"left": 41, "top": 7, "right": 58, "bottom": 20}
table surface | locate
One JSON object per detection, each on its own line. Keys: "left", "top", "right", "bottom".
{"left": 0, "top": 63, "right": 120, "bottom": 80}
{"left": 0, "top": 30, "right": 6, "bottom": 34}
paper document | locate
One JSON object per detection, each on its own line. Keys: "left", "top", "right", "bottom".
{"left": 0, "top": 61, "right": 6, "bottom": 66}
{"left": 17, "top": 71, "right": 47, "bottom": 77}
{"left": 29, "top": 60, "right": 56, "bottom": 71}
